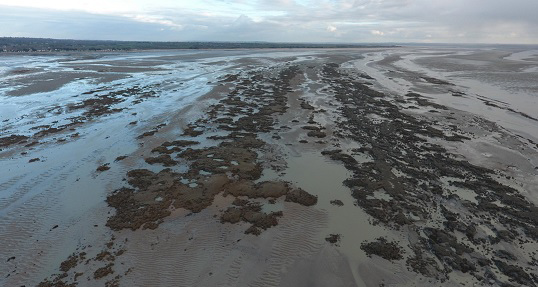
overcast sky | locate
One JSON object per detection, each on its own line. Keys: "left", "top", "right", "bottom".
{"left": 1, "top": 0, "right": 537, "bottom": 44}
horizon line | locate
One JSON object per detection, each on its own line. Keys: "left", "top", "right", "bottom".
{"left": 2, "top": 37, "right": 538, "bottom": 46}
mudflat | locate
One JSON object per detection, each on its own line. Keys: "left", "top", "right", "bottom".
{"left": 1, "top": 47, "right": 537, "bottom": 287}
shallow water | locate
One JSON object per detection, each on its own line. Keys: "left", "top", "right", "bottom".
{"left": 351, "top": 46, "right": 538, "bottom": 143}
{"left": 280, "top": 152, "right": 393, "bottom": 286}
{"left": 0, "top": 49, "right": 332, "bottom": 286}
{"left": 1, "top": 47, "right": 538, "bottom": 286}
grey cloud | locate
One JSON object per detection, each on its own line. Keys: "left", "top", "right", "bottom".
{"left": 1, "top": 0, "right": 537, "bottom": 43}
{"left": 0, "top": 6, "right": 184, "bottom": 41}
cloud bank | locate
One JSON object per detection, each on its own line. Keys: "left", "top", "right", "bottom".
{"left": 1, "top": 0, "right": 537, "bottom": 43}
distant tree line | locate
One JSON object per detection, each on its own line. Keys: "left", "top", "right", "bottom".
{"left": 0, "top": 37, "right": 395, "bottom": 52}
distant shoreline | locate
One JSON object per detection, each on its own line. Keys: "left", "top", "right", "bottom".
{"left": 0, "top": 47, "right": 401, "bottom": 57}
{"left": 0, "top": 37, "right": 398, "bottom": 53}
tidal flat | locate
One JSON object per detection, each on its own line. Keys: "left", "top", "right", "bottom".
{"left": 1, "top": 47, "right": 537, "bottom": 286}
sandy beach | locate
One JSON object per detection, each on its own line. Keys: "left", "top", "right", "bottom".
{"left": 1, "top": 46, "right": 537, "bottom": 287}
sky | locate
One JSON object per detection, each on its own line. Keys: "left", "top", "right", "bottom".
{"left": 0, "top": 0, "right": 537, "bottom": 44}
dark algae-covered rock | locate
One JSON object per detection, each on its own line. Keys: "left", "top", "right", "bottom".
{"left": 361, "top": 237, "right": 404, "bottom": 261}
{"left": 105, "top": 65, "right": 317, "bottom": 235}
{"left": 325, "top": 234, "right": 341, "bottom": 245}
{"left": 321, "top": 63, "right": 538, "bottom": 285}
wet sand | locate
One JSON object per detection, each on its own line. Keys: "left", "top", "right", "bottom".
{"left": 1, "top": 47, "right": 537, "bottom": 287}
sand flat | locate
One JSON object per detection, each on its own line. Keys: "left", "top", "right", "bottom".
{"left": 1, "top": 47, "right": 537, "bottom": 287}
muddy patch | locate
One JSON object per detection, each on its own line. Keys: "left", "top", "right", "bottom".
{"left": 0, "top": 134, "right": 29, "bottom": 148}
{"left": 38, "top": 237, "right": 127, "bottom": 287}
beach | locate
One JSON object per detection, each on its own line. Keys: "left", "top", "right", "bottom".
{"left": 1, "top": 47, "right": 537, "bottom": 286}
